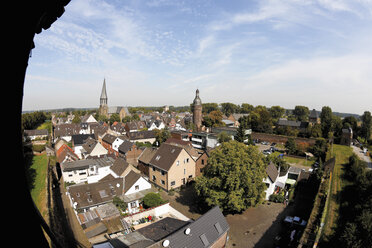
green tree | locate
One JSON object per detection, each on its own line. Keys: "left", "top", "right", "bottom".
{"left": 143, "top": 193, "right": 166, "bottom": 208}
{"left": 360, "top": 111, "right": 372, "bottom": 142}
{"left": 285, "top": 138, "right": 297, "bottom": 155}
{"left": 240, "top": 103, "right": 254, "bottom": 114}
{"left": 194, "top": 141, "right": 267, "bottom": 213}
{"left": 269, "top": 105, "right": 285, "bottom": 120}
{"left": 109, "top": 113, "right": 120, "bottom": 123}
{"left": 320, "top": 106, "right": 333, "bottom": 138}
{"left": 154, "top": 129, "right": 170, "bottom": 146}
{"left": 217, "top": 131, "right": 232, "bottom": 143}
{"left": 202, "top": 103, "right": 219, "bottom": 114}
{"left": 208, "top": 110, "right": 224, "bottom": 127}
{"left": 293, "top": 105, "right": 310, "bottom": 122}
{"left": 234, "top": 125, "right": 246, "bottom": 143}
{"left": 220, "top": 102, "right": 239, "bottom": 116}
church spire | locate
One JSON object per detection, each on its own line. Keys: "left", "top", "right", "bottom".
{"left": 100, "top": 78, "right": 108, "bottom": 106}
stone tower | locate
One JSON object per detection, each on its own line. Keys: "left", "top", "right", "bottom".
{"left": 99, "top": 78, "right": 108, "bottom": 117}
{"left": 193, "top": 89, "right": 202, "bottom": 131}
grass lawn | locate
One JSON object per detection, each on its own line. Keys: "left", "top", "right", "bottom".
{"left": 29, "top": 154, "right": 48, "bottom": 213}
{"left": 321, "top": 144, "right": 353, "bottom": 241}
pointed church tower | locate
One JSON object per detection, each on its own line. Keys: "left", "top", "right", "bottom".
{"left": 99, "top": 79, "right": 108, "bottom": 117}
{"left": 193, "top": 89, "right": 202, "bottom": 131}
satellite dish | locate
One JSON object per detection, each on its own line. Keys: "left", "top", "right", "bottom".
{"left": 185, "top": 228, "right": 191, "bottom": 235}
{"left": 116, "top": 183, "right": 120, "bottom": 188}
{"left": 162, "top": 240, "right": 170, "bottom": 247}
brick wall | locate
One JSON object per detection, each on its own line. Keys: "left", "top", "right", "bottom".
{"left": 251, "top": 132, "right": 317, "bottom": 146}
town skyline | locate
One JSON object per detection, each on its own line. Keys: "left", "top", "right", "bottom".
{"left": 23, "top": 0, "right": 372, "bottom": 114}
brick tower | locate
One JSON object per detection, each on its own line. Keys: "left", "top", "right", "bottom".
{"left": 193, "top": 89, "right": 202, "bottom": 131}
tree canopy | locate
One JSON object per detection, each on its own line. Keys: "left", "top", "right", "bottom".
{"left": 194, "top": 141, "right": 267, "bottom": 213}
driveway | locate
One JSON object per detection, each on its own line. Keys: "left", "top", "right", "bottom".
{"left": 351, "top": 145, "right": 372, "bottom": 169}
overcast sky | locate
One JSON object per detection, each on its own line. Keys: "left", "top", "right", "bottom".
{"left": 24, "top": 0, "right": 372, "bottom": 114}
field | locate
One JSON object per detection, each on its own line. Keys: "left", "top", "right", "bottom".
{"left": 320, "top": 144, "right": 353, "bottom": 242}
{"left": 29, "top": 154, "right": 48, "bottom": 215}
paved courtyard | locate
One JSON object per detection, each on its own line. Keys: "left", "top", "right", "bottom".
{"left": 351, "top": 145, "right": 372, "bottom": 168}
{"left": 226, "top": 202, "right": 290, "bottom": 248}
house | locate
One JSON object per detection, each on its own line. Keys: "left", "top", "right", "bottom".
{"left": 56, "top": 144, "right": 79, "bottom": 164}
{"left": 24, "top": 129, "right": 48, "bottom": 141}
{"left": 61, "top": 156, "right": 116, "bottom": 184}
{"left": 118, "top": 140, "right": 142, "bottom": 166}
{"left": 340, "top": 127, "right": 353, "bottom": 146}
{"left": 276, "top": 118, "right": 308, "bottom": 132}
{"left": 101, "top": 133, "right": 118, "bottom": 155}
{"left": 71, "top": 134, "right": 95, "bottom": 158}
{"left": 110, "top": 122, "right": 126, "bottom": 135}
{"left": 191, "top": 132, "right": 219, "bottom": 149}
{"left": 125, "top": 121, "right": 146, "bottom": 133}
{"left": 110, "top": 157, "right": 135, "bottom": 178}
{"left": 53, "top": 123, "right": 80, "bottom": 142}
{"left": 228, "top": 113, "right": 249, "bottom": 127}
{"left": 80, "top": 138, "right": 108, "bottom": 159}
{"left": 263, "top": 162, "right": 309, "bottom": 200}
{"left": 111, "top": 136, "right": 126, "bottom": 157}
{"left": 263, "top": 162, "right": 294, "bottom": 200}
{"left": 67, "top": 177, "right": 124, "bottom": 211}
{"left": 148, "top": 143, "right": 196, "bottom": 191}
{"left": 147, "top": 119, "right": 166, "bottom": 130}
{"left": 164, "top": 138, "right": 200, "bottom": 160}
{"left": 81, "top": 114, "right": 98, "bottom": 123}
{"left": 106, "top": 205, "right": 229, "bottom": 248}
{"left": 127, "top": 130, "right": 156, "bottom": 144}
{"left": 195, "top": 150, "right": 210, "bottom": 177}
{"left": 121, "top": 170, "right": 153, "bottom": 214}
{"left": 309, "top": 109, "right": 320, "bottom": 124}
{"left": 137, "top": 147, "right": 158, "bottom": 176}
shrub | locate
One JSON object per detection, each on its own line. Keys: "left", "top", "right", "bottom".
{"left": 269, "top": 194, "right": 285, "bottom": 203}
{"left": 143, "top": 193, "right": 166, "bottom": 208}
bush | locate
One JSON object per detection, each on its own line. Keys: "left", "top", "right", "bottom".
{"left": 143, "top": 193, "right": 166, "bottom": 208}
{"left": 269, "top": 193, "right": 285, "bottom": 203}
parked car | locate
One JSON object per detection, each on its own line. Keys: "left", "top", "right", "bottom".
{"left": 283, "top": 216, "right": 307, "bottom": 226}
{"left": 263, "top": 150, "right": 272, "bottom": 155}
{"left": 261, "top": 141, "right": 269, "bottom": 145}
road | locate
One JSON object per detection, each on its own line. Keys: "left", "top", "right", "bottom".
{"left": 351, "top": 145, "right": 372, "bottom": 169}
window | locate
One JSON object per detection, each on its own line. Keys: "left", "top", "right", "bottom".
{"left": 130, "top": 202, "right": 137, "bottom": 208}
{"left": 188, "top": 175, "right": 192, "bottom": 178}
{"left": 171, "top": 181, "right": 175, "bottom": 186}
{"left": 214, "top": 222, "right": 223, "bottom": 235}
{"left": 135, "top": 185, "right": 139, "bottom": 190}
{"left": 152, "top": 175, "right": 156, "bottom": 181}
{"left": 152, "top": 166, "right": 156, "bottom": 171}
{"left": 176, "top": 160, "right": 180, "bottom": 166}
{"left": 161, "top": 180, "right": 165, "bottom": 185}
{"left": 184, "top": 169, "right": 186, "bottom": 175}
{"left": 186, "top": 158, "right": 189, "bottom": 163}
{"left": 201, "top": 159, "right": 204, "bottom": 165}
{"left": 200, "top": 234, "right": 209, "bottom": 247}
{"left": 161, "top": 170, "right": 166, "bottom": 176}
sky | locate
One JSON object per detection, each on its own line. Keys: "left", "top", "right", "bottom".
{"left": 23, "top": 0, "right": 372, "bottom": 115}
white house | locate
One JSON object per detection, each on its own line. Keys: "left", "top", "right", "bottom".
{"left": 112, "top": 137, "right": 125, "bottom": 154}
{"left": 263, "top": 162, "right": 289, "bottom": 200}
{"left": 122, "top": 170, "right": 153, "bottom": 214}
{"left": 61, "top": 156, "right": 116, "bottom": 184}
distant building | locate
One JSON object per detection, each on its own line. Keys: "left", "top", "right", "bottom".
{"left": 309, "top": 109, "right": 320, "bottom": 125}
{"left": 340, "top": 127, "right": 353, "bottom": 146}
{"left": 192, "top": 89, "right": 203, "bottom": 131}
{"left": 98, "top": 78, "right": 130, "bottom": 122}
